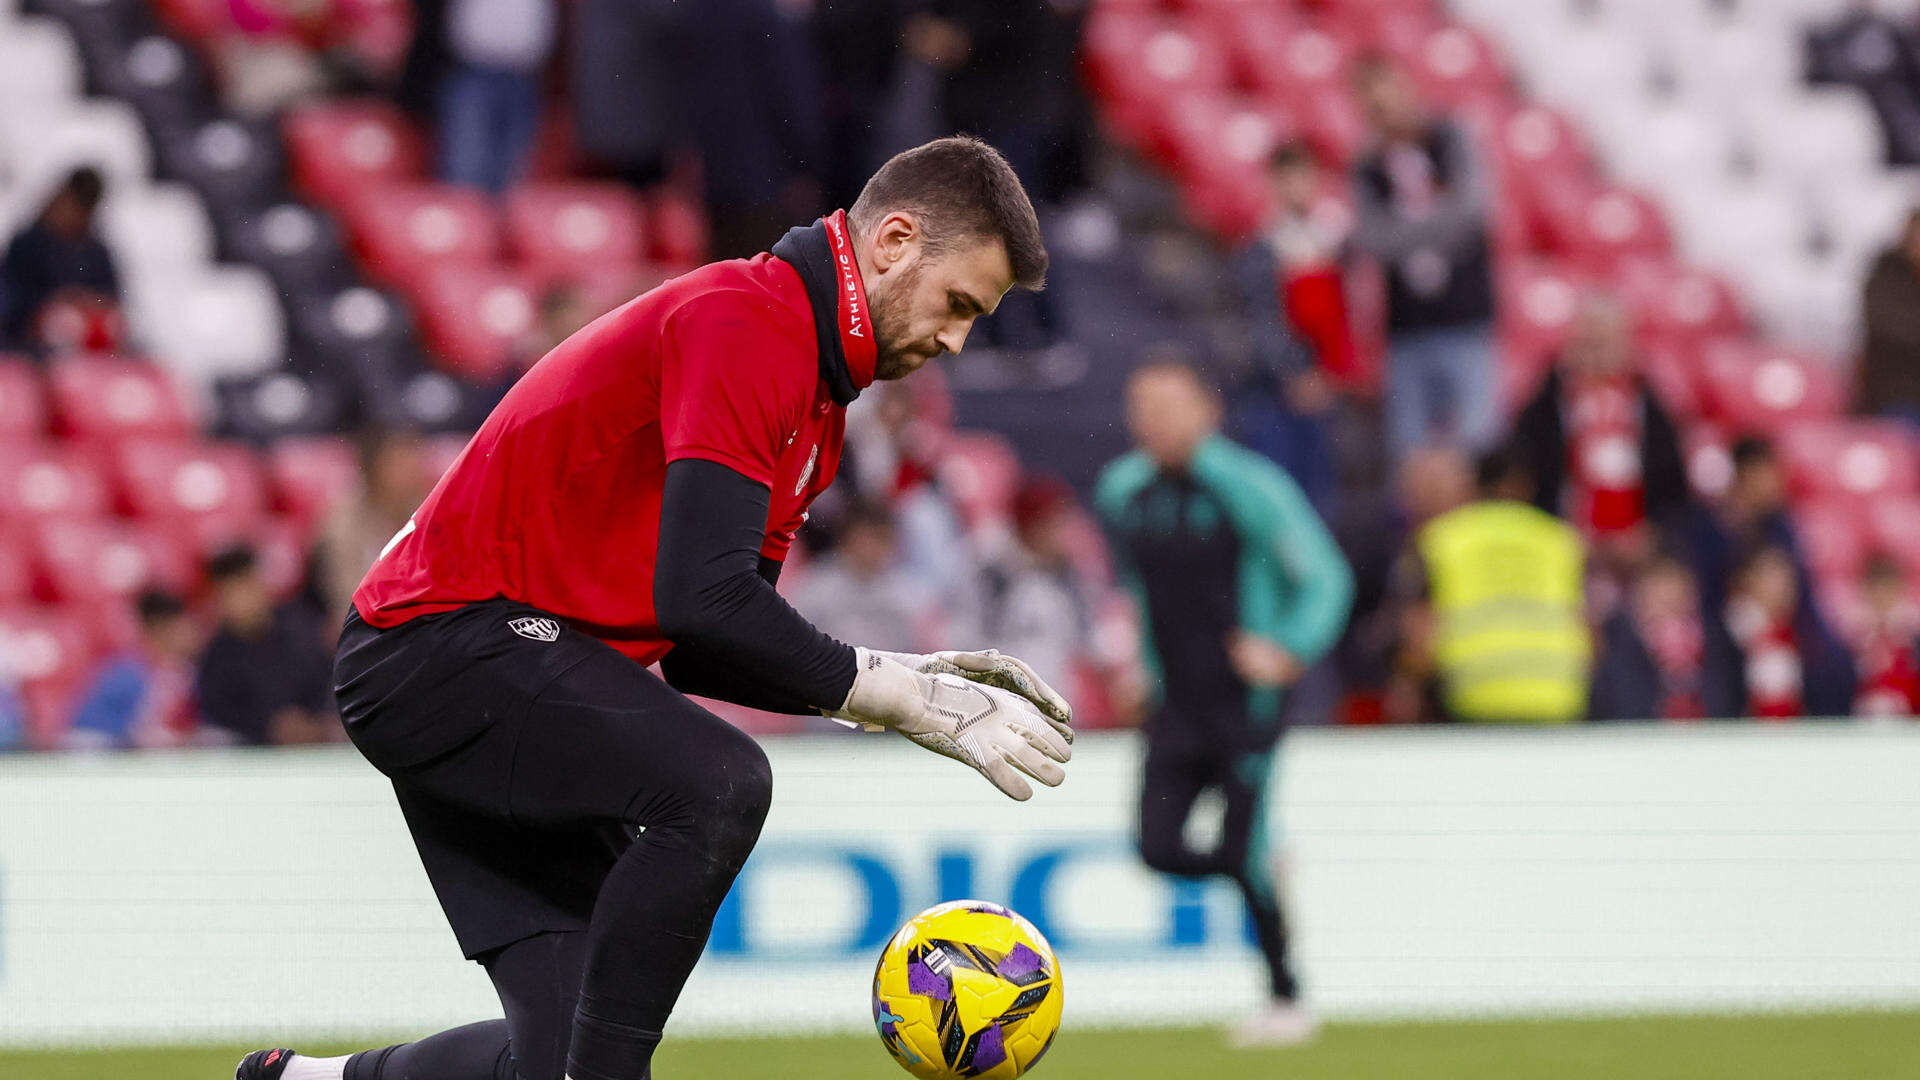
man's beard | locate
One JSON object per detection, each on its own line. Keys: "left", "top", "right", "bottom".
{"left": 868, "top": 262, "right": 923, "bottom": 381}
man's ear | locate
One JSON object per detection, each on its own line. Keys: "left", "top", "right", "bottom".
{"left": 871, "top": 211, "right": 921, "bottom": 272}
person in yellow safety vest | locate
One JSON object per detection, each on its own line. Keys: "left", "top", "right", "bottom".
{"left": 1402, "top": 446, "right": 1591, "bottom": 723}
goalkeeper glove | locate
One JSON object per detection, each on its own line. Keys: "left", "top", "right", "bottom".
{"left": 827, "top": 648, "right": 1073, "bottom": 801}
{"left": 868, "top": 648, "right": 1074, "bottom": 735}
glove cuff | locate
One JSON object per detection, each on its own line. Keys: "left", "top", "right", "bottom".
{"left": 826, "top": 647, "right": 930, "bottom": 730}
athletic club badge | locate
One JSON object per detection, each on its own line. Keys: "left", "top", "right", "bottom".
{"left": 508, "top": 616, "right": 560, "bottom": 643}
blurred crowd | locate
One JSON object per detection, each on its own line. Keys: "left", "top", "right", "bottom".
{"left": 8, "top": 0, "right": 1920, "bottom": 751}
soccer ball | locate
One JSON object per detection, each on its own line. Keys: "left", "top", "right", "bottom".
{"left": 871, "top": 900, "right": 1064, "bottom": 1079}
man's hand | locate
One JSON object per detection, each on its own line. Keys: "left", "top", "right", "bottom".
{"left": 828, "top": 649, "right": 1073, "bottom": 801}
{"left": 1228, "top": 632, "right": 1305, "bottom": 688}
{"left": 873, "top": 648, "right": 1074, "bottom": 740}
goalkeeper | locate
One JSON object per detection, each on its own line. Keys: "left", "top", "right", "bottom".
{"left": 1096, "top": 361, "right": 1352, "bottom": 1050}
{"left": 237, "top": 139, "right": 1070, "bottom": 1080}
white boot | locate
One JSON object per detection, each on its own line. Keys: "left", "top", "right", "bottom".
{"left": 1229, "top": 999, "right": 1320, "bottom": 1048}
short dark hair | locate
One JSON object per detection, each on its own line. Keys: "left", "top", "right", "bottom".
{"left": 1730, "top": 435, "right": 1775, "bottom": 473}
{"left": 135, "top": 588, "right": 186, "bottom": 625}
{"left": 60, "top": 167, "right": 105, "bottom": 212}
{"left": 1475, "top": 444, "right": 1528, "bottom": 496}
{"left": 849, "top": 136, "right": 1048, "bottom": 291}
{"left": 205, "top": 544, "right": 258, "bottom": 582}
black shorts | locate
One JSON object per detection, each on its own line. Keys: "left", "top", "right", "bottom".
{"left": 333, "top": 599, "right": 744, "bottom": 958}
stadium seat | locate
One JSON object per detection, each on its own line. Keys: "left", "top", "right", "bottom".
{"left": 89, "top": 32, "right": 215, "bottom": 135}
{"left": 1611, "top": 257, "right": 1744, "bottom": 344}
{"left": 1795, "top": 502, "right": 1870, "bottom": 583}
{"left": 98, "top": 182, "right": 216, "bottom": 281}
{"left": 1540, "top": 183, "right": 1671, "bottom": 273}
{"left": 282, "top": 99, "right": 429, "bottom": 209}
{"left": 46, "top": 354, "right": 194, "bottom": 444}
{"left": 504, "top": 182, "right": 649, "bottom": 278}
{"left": 0, "top": 603, "right": 96, "bottom": 740}
{"left": 154, "top": 116, "right": 284, "bottom": 214}
{"left": 1694, "top": 340, "right": 1847, "bottom": 432}
{"left": 30, "top": 518, "right": 195, "bottom": 605}
{"left": 1867, "top": 497, "right": 1920, "bottom": 577}
{"left": 218, "top": 201, "right": 352, "bottom": 297}
{"left": 1739, "top": 87, "right": 1886, "bottom": 192}
{"left": 0, "top": 16, "right": 83, "bottom": 110}
{"left": 1, "top": 98, "right": 151, "bottom": 198}
{"left": 645, "top": 188, "right": 709, "bottom": 267}
{"left": 0, "top": 529, "right": 32, "bottom": 604}
{"left": 1400, "top": 23, "right": 1508, "bottom": 105}
{"left": 1779, "top": 420, "right": 1920, "bottom": 503}
{"left": 266, "top": 435, "right": 360, "bottom": 527}
{"left": 940, "top": 431, "right": 1022, "bottom": 528}
{"left": 287, "top": 284, "right": 418, "bottom": 380}
{"left": 215, "top": 370, "right": 350, "bottom": 443}
{"left": 413, "top": 265, "right": 542, "bottom": 382}
{"left": 340, "top": 183, "right": 500, "bottom": 291}
{"left": 1497, "top": 259, "right": 1592, "bottom": 375}
{"left": 124, "top": 265, "right": 287, "bottom": 385}
{"left": 147, "top": 0, "right": 228, "bottom": 41}
{"left": 0, "top": 357, "right": 47, "bottom": 441}
{"left": 0, "top": 443, "right": 111, "bottom": 524}
{"left": 109, "top": 438, "right": 269, "bottom": 530}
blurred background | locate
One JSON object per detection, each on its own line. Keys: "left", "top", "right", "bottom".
{"left": 1, "top": 0, "right": 1919, "bottom": 1076}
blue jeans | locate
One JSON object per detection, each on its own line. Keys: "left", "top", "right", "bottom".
{"left": 440, "top": 65, "right": 541, "bottom": 193}
{"left": 1384, "top": 323, "right": 1498, "bottom": 461}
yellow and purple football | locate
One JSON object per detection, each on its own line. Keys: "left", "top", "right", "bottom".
{"left": 872, "top": 900, "right": 1064, "bottom": 1079}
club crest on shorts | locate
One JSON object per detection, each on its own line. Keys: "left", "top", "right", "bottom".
{"left": 508, "top": 616, "right": 560, "bottom": 643}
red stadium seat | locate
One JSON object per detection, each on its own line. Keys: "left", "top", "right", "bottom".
{"left": 283, "top": 100, "right": 430, "bottom": 209}
{"left": 1293, "top": 85, "right": 1371, "bottom": 169}
{"left": 1090, "top": 16, "right": 1236, "bottom": 151}
{"left": 646, "top": 189, "right": 710, "bottom": 267}
{"left": 1238, "top": 17, "right": 1354, "bottom": 103}
{"left": 0, "top": 530, "right": 31, "bottom": 604}
{"left": 1796, "top": 502, "right": 1869, "bottom": 583}
{"left": 504, "top": 182, "right": 649, "bottom": 277}
{"left": 1779, "top": 420, "right": 1920, "bottom": 503}
{"left": 1612, "top": 257, "right": 1744, "bottom": 344}
{"left": 0, "top": 357, "right": 47, "bottom": 441}
{"left": 414, "top": 266, "right": 544, "bottom": 382}
{"left": 1498, "top": 259, "right": 1594, "bottom": 382}
{"left": 1540, "top": 184, "right": 1671, "bottom": 274}
{"left": 110, "top": 439, "right": 270, "bottom": 529}
{"left": 46, "top": 354, "right": 194, "bottom": 444}
{"left": 149, "top": 0, "right": 231, "bottom": 41}
{"left": 1638, "top": 337, "right": 1704, "bottom": 420}
{"left": 1867, "top": 497, "right": 1920, "bottom": 576}
{"left": 0, "top": 444, "right": 113, "bottom": 524}
{"left": 0, "top": 604, "right": 96, "bottom": 742}
{"left": 940, "top": 431, "right": 1022, "bottom": 528}
{"left": 268, "top": 436, "right": 361, "bottom": 527}
{"left": 30, "top": 519, "right": 196, "bottom": 606}
{"left": 1696, "top": 340, "right": 1848, "bottom": 432}
{"left": 1401, "top": 24, "right": 1507, "bottom": 105}
{"left": 340, "top": 183, "right": 501, "bottom": 292}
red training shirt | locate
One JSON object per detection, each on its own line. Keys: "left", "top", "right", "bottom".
{"left": 353, "top": 212, "right": 878, "bottom": 665}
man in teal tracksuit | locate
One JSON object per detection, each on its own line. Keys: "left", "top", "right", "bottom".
{"left": 1097, "top": 360, "right": 1352, "bottom": 1047}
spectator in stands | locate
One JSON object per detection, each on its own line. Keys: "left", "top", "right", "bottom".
{"left": 1357, "top": 445, "right": 1476, "bottom": 720}
{"left": 1, "top": 168, "right": 121, "bottom": 352}
{"left": 314, "top": 428, "right": 430, "bottom": 628}
{"left": 1853, "top": 554, "right": 1920, "bottom": 717}
{"left": 437, "top": 0, "right": 557, "bottom": 192}
{"left": 1512, "top": 293, "right": 1690, "bottom": 616}
{"left": 216, "top": 0, "right": 336, "bottom": 117}
{"left": 790, "top": 499, "right": 942, "bottom": 654}
{"left": 975, "top": 474, "right": 1091, "bottom": 696}
{"left": 1229, "top": 141, "right": 1356, "bottom": 512}
{"left": 1725, "top": 544, "right": 1855, "bottom": 720}
{"left": 1676, "top": 437, "right": 1854, "bottom": 717}
{"left": 1348, "top": 56, "right": 1498, "bottom": 462}
{"left": 1589, "top": 553, "right": 1742, "bottom": 722}
{"left": 197, "top": 546, "right": 338, "bottom": 747}
{"left": 1390, "top": 447, "right": 1590, "bottom": 725}
{"left": 66, "top": 590, "right": 202, "bottom": 750}
{"left": 672, "top": 0, "right": 826, "bottom": 259}
{"left": 1859, "top": 208, "right": 1920, "bottom": 420}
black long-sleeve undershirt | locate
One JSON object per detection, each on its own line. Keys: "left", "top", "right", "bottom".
{"left": 653, "top": 457, "right": 857, "bottom": 713}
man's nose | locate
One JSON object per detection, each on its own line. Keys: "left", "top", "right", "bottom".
{"left": 936, "top": 321, "right": 971, "bottom": 356}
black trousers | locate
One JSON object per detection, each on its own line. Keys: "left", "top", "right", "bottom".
{"left": 1136, "top": 729, "right": 1298, "bottom": 1002}
{"left": 333, "top": 600, "right": 774, "bottom": 1080}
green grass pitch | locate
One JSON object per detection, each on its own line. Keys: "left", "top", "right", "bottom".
{"left": 6, "top": 1010, "right": 1918, "bottom": 1080}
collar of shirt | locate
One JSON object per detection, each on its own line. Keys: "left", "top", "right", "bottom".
{"left": 772, "top": 209, "right": 878, "bottom": 405}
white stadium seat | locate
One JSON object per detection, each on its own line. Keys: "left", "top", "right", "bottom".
{"left": 100, "top": 183, "right": 217, "bottom": 279}
{"left": 0, "top": 16, "right": 82, "bottom": 106}
{"left": 128, "top": 267, "right": 287, "bottom": 388}
{"left": 1740, "top": 88, "right": 1887, "bottom": 191}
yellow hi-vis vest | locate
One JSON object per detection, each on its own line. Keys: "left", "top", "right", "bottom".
{"left": 1417, "top": 500, "right": 1591, "bottom": 723}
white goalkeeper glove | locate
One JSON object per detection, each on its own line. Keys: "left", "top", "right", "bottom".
{"left": 868, "top": 648, "right": 1074, "bottom": 734}
{"left": 827, "top": 648, "right": 1073, "bottom": 801}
